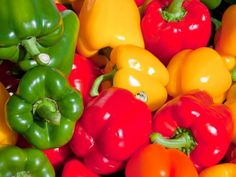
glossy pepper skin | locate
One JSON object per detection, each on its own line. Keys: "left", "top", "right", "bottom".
{"left": 0, "top": 83, "right": 18, "bottom": 146}
{"left": 77, "top": 0, "right": 144, "bottom": 57}
{"left": 0, "top": 145, "right": 55, "bottom": 177}
{"left": 225, "top": 83, "right": 236, "bottom": 143}
{"left": 199, "top": 163, "right": 236, "bottom": 177}
{"left": 167, "top": 47, "right": 232, "bottom": 103}
{"left": 6, "top": 66, "right": 84, "bottom": 149}
{"left": 151, "top": 91, "right": 233, "bottom": 171}
{"left": 68, "top": 53, "right": 102, "bottom": 106}
{"left": 19, "top": 9, "right": 80, "bottom": 75}
{"left": 141, "top": 0, "right": 211, "bottom": 65}
{"left": 125, "top": 144, "right": 198, "bottom": 177}
{"left": 70, "top": 87, "right": 152, "bottom": 175}
{"left": 215, "top": 5, "right": 236, "bottom": 56}
{"left": 62, "top": 158, "right": 100, "bottom": 177}
{"left": 92, "top": 44, "right": 169, "bottom": 111}
{"left": 0, "top": 0, "right": 63, "bottom": 65}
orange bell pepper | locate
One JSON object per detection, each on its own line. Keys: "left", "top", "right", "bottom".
{"left": 167, "top": 47, "right": 232, "bottom": 103}
{"left": 225, "top": 83, "right": 236, "bottom": 143}
{"left": 125, "top": 144, "right": 198, "bottom": 177}
{"left": 0, "top": 82, "right": 17, "bottom": 146}
{"left": 199, "top": 163, "right": 236, "bottom": 177}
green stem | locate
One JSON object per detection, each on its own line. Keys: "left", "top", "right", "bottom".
{"left": 150, "top": 128, "right": 196, "bottom": 154}
{"left": 33, "top": 98, "right": 61, "bottom": 125}
{"left": 162, "top": 0, "right": 186, "bottom": 22}
{"left": 90, "top": 68, "right": 117, "bottom": 97}
{"left": 211, "top": 17, "right": 222, "bottom": 31}
{"left": 231, "top": 68, "right": 236, "bottom": 82}
{"left": 21, "top": 37, "right": 50, "bottom": 65}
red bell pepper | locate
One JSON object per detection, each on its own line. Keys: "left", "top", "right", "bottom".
{"left": 61, "top": 158, "right": 100, "bottom": 177}
{"left": 0, "top": 60, "right": 22, "bottom": 93}
{"left": 141, "top": 0, "right": 212, "bottom": 65}
{"left": 151, "top": 91, "right": 233, "bottom": 171}
{"left": 43, "top": 144, "right": 72, "bottom": 171}
{"left": 68, "top": 53, "right": 102, "bottom": 105}
{"left": 69, "top": 87, "right": 152, "bottom": 175}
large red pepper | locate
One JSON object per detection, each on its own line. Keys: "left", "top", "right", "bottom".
{"left": 141, "top": 0, "right": 211, "bottom": 65}
{"left": 61, "top": 158, "right": 100, "bottom": 177}
{"left": 69, "top": 87, "right": 152, "bottom": 175}
{"left": 68, "top": 53, "right": 102, "bottom": 105}
{"left": 151, "top": 91, "right": 233, "bottom": 171}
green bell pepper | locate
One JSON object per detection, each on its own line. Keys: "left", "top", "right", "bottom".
{"left": 6, "top": 66, "right": 84, "bottom": 149}
{"left": 0, "top": 145, "right": 55, "bottom": 177}
{"left": 0, "top": 0, "right": 63, "bottom": 67}
{"left": 201, "top": 0, "right": 222, "bottom": 9}
{"left": 18, "top": 9, "right": 80, "bottom": 75}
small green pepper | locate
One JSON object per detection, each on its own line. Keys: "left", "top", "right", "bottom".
{"left": 0, "top": 145, "right": 55, "bottom": 177}
{"left": 201, "top": 0, "right": 222, "bottom": 9}
{"left": 6, "top": 66, "right": 84, "bottom": 149}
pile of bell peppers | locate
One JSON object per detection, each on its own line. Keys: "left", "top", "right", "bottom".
{"left": 1, "top": 0, "right": 236, "bottom": 176}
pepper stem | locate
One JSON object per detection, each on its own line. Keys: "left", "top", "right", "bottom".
{"left": 231, "top": 68, "right": 236, "bottom": 82}
{"left": 162, "top": 0, "right": 186, "bottom": 22}
{"left": 33, "top": 98, "right": 61, "bottom": 125}
{"left": 90, "top": 68, "right": 117, "bottom": 97}
{"left": 21, "top": 37, "right": 50, "bottom": 65}
{"left": 150, "top": 128, "right": 196, "bottom": 154}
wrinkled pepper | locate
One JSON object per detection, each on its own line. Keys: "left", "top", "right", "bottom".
{"left": 167, "top": 47, "right": 232, "bottom": 103}
{"left": 141, "top": 0, "right": 212, "bottom": 65}
{"left": 91, "top": 44, "right": 169, "bottom": 111}
{"left": 125, "top": 144, "right": 198, "bottom": 177}
{"left": 6, "top": 66, "right": 84, "bottom": 149}
{"left": 68, "top": 53, "right": 102, "bottom": 106}
{"left": 0, "top": 83, "right": 18, "bottom": 146}
{"left": 62, "top": 158, "right": 100, "bottom": 177}
{"left": 19, "top": 9, "right": 80, "bottom": 75}
{"left": 224, "top": 83, "right": 236, "bottom": 143}
{"left": 0, "top": 145, "right": 55, "bottom": 177}
{"left": 199, "top": 163, "right": 236, "bottom": 177}
{"left": 70, "top": 87, "right": 152, "bottom": 175}
{"left": 151, "top": 91, "right": 233, "bottom": 171}
{"left": 77, "top": 0, "right": 144, "bottom": 57}
{"left": 0, "top": 0, "right": 63, "bottom": 65}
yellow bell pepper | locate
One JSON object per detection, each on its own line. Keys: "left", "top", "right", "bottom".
{"left": 0, "top": 82, "right": 17, "bottom": 146}
{"left": 77, "top": 0, "right": 144, "bottom": 58}
{"left": 167, "top": 47, "right": 232, "bottom": 103}
{"left": 215, "top": 5, "right": 236, "bottom": 57}
{"left": 199, "top": 163, "right": 236, "bottom": 177}
{"left": 225, "top": 83, "right": 236, "bottom": 143}
{"left": 90, "top": 44, "right": 169, "bottom": 111}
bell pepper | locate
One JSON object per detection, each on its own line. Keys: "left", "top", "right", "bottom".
{"left": 0, "top": 60, "right": 22, "bottom": 93}
{"left": 62, "top": 158, "right": 100, "bottom": 177}
{"left": 68, "top": 53, "right": 102, "bottom": 106}
{"left": 70, "top": 87, "right": 152, "bottom": 175}
{"left": 215, "top": 4, "right": 236, "bottom": 56}
{"left": 125, "top": 144, "right": 198, "bottom": 177}
{"left": 166, "top": 47, "right": 232, "bottom": 103}
{"left": 91, "top": 44, "right": 169, "bottom": 111}
{"left": 18, "top": 9, "right": 80, "bottom": 75}
{"left": 0, "top": 82, "right": 18, "bottom": 146}
{"left": 6, "top": 66, "right": 84, "bottom": 149}
{"left": 77, "top": 0, "right": 144, "bottom": 58}
{"left": 0, "top": 145, "right": 55, "bottom": 177}
{"left": 199, "top": 163, "right": 236, "bottom": 177}
{"left": 43, "top": 144, "right": 72, "bottom": 171}
{"left": 0, "top": 0, "right": 63, "bottom": 65}
{"left": 224, "top": 83, "right": 236, "bottom": 143}
{"left": 201, "top": 0, "right": 222, "bottom": 9}
{"left": 141, "top": 0, "right": 212, "bottom": 65}
{"left": 151, "top": 91, "right": 233, "bottom": 171}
